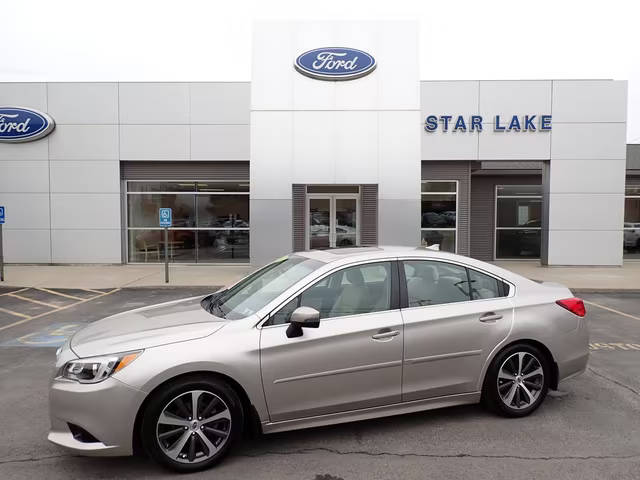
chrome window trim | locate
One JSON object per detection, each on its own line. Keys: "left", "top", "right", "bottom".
{"left": 256, "top": 257, "right": 399, "bottom": 329}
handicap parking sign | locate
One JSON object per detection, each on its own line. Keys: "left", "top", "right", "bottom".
{"left": 159, "top": 208, "right": 172, "bottom": 227}
{"left": 0, "top": 206, "right": 4, "bottom": 224}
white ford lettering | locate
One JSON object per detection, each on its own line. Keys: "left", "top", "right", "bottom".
{"left": 312, "top": 52, "right": 359, "bottom": 71}
{"left": 0, "top": 114, "right": 31, "bottom": 134}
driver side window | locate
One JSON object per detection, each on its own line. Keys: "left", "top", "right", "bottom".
{"left": 268, "top": 262, "right": 392, "bottom": 325}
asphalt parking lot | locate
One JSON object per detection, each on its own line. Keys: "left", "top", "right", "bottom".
{"left": 0, "top": 288, "right": 638, "bottom": 480}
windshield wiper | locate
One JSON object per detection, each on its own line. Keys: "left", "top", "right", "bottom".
{"left": 200, "top": 291, "right": 227, "bottom": 318}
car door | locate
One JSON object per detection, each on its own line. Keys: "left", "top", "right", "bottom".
{"left": 260, "top": 260, "right": 404, "bottom": 422}
{"left": 399, "top": 259, "right": 513, "bottom": 402}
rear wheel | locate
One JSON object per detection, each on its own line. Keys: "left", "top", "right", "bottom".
{"left": 482, "top": 344, "right": 550, "bottom": 417}
{"left": 141, "top": 375, "right": 243, "bottom": 472}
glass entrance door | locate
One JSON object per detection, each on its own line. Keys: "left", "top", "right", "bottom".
{"left": 308, "top": 195, "right": 359, "bottom": 249}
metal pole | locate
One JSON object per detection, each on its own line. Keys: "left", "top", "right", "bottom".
{"left": 0, "top": 224, "right": 4, "bottom": 282}
{"left": 164, "top": 227, "right": 169, "bottom": 284}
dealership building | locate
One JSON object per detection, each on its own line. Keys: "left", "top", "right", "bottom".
{"left": 0, "top": 21, "right": 637, "bottom": 267}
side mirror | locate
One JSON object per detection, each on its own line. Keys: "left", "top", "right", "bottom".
{"left": 286, "top": 306, "right": 320, "bottom": 338}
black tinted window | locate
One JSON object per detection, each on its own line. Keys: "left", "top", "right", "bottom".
{"left": 403, "top": 261, "right": 470, "bottom": 307}
{"left": 468, "top": 269, "right": 508, "bottom": 299}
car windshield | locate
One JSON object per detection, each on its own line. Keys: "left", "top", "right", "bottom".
{"left": 201, "top": 255, "right": 324, "bottom": 320}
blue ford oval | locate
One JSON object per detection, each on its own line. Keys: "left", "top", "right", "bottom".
{"left": 0, "top": 107, "right": 55, "bottom": 143}
{"left": 294, "top": 47, "right": 376, "bottom": 81}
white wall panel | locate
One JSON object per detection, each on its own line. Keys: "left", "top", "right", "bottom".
{"left": 548, "top": 193, "right": 624, "bottom": 231}
{"left": 49, "top": 125, "right": 118, "bottom": 160}
{"left": 549, "top": 159, "right": 626, "bottom": 194}
{"left": 251, "top": 22, "right": 294, "bottom": 111}
{"left": 50, "top": 161, "right": 120, "bottom": 193}
{"left": 291, "top": 111, "right": 335, "bottom": 184}
{"left": 379, "top": 111, "right": 421, "bottom": 199}
{"left": 50, "top": 194, "right": 121, "bottom": 229}
{"left": 0, "top": 83, "right": 47, "bottom": 111}
{"left": 334, "top": 112, "right": 378, "bottom": 184}
{"left": 421, "top": 81, "right": 479, "bottom": 117}
{"left": 550, "top": 123, "right": 627, "bottom": 160}
{"left": 250, "top": 112, "right": 293, "bottom": 199}
{"left": 119, "top": 83, "right": 189, "bottom": 124}
{"left": 422, "top": 131, "right": 479, "bottom": 160}
{"left": 548, "top": 230, "right": 623, "bottom": 266}
{"left": 478, "top": 128, "right": 551, "bottom": 160}
{"left": 479, "top": 81, "right": 552, "bottom": 118}
{"left": 51, "top": 229, "right": 121, "bottom": 263}
{"left": 553, "top": 80, "right": 627, "bottom": 123}
{"left": 3, "top": 229, "right": 51, "bottom": 263}
{"left": 0, "top": 140, "right": 48, "bottom": 161}
{"left": 120, "top": 125, "right": 189, "bottom": 160}
{"left": 190, "top": 83, "right": 250, "bottom": 124}
{"left": 47, "top": 83, "right": 118, "bottom": 124}
{"left": 0, "top": 161, "right": 49, "bottom": 193}
{"left": 191, "top": 125, "right": 249, "bottom": 160}
{"left": 0, "top": 193, "right": 50, "bottom": 229}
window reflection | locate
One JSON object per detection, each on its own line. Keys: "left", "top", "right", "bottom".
{"left": 421, "top": 181, "right": 457, "bottom": 253}
{"left": 495, "top": 185, "right": 542, "bottom": 259}
{"left": 126, "top": 181, "right": 249, "bottom": 263}
{"left": 624, "top": 186, "right": 640, "bottom": 259}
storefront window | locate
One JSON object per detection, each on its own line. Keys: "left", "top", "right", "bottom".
{"left": 421, "top": 181, "right": 457, "bottom": 252}
{"left": 624, "top": 185, "right": 640, "bottom": 259}
{"left": 126, "top": 181, "right": 249, "bottom": 263}
{"left": 495, "top": 185, "right": 542, "bottom": 259}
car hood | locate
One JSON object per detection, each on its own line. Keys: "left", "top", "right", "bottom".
{"left": 70, "top": 296, "right": 227, "bottom": 358}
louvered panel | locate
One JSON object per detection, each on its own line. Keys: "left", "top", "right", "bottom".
{"left": 120, "top": 161, "right": 249, "bottom": 180}
{"left": 360, "top": 184, "right": 378, "bottom": 246}
{"left": 292, "top": 184, "right": 306, "bottom": 251}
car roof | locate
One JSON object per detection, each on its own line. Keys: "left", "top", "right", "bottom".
{"left": 293, "top": 246, "right": 536, "bottom": 287}
{"left": 296, "top": 245, "right": 454, "bottom": 263}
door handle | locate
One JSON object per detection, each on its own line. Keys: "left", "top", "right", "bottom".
{"left": 372, "top": 329, "right": 400, "bottom": 340}
{"left": 479, "top": 312, "right": 503, "bottom": 323}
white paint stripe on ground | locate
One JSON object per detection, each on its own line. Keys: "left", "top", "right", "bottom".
{"left": 7, "top": 293, "right": 59, "bottom": 309}
{"left": 0, "top": 288, "right": 121, "bottom": 333}
{"left": 0, "top": 306, "right": 31, "bottom": 320}
{"left": 0, "top": 287, "right": 30, "bottom": 297}
{"left": 36, "top": 287, "right": 85, "bottom": 301}
{"left": 584, "top": 301, "right": 640, "bottom": 322}
{"left": 82, "top": 288, "right": 107, "bottom": 295}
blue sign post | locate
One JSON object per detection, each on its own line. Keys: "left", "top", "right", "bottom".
{"left": 159, "top": 208, "right": 172, "bottom": 283}
{"left": 0, "top": 206, "right": 5, "bottom": 281}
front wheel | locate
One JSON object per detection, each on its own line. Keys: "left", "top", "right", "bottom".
{"left": 141, "top": 375, "right": 244, "bottom": 473}
{"left": 482, "top": 344, "right": 550, "bottom": 417}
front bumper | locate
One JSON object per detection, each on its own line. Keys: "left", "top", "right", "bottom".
{"left": 48, "top": 376, "right": 146, "bottom": 456}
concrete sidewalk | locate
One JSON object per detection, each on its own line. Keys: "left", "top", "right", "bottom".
{"left": 0, "top": 261, "right": 638, "bottom": 291}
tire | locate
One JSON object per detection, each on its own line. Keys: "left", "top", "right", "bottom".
{"left": 482, "top": 343, "right": 550, "bottom": 418}
{"left": 141, "top": 375, "right": 244, "bottom": 473}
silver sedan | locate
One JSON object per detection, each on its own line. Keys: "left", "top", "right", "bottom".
{"left": 49, "top": 246, "right": 589, "bottom": 472}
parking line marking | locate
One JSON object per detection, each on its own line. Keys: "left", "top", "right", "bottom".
{"left": 82, "top": 288, "right": 108, "bottom": 295}
{"left": 6, "top": 293, "right": 59, "bottom": 309}
{"left": 584, "top": 301, "right": 640, "bottom": 322}
{"left": 0, "top": 288, "right": 121, "bottom": 333}
{"left": 36, "top": 287, "right": 85, "bottom": 301}
{"left": 0, "top": 306, "right": 31, "bottom": 319}
{"left": 0, "top": 287, "right": 30, "bottom": 296}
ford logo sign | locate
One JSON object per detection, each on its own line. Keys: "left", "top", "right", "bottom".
{"left": 0, "top": 107, "right": 55, "bottom": 143}
{"left": 294, "top": 47, "right": 376, "bottom": 81}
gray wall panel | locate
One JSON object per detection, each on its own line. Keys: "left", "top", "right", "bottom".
{"left": 251, "top": 199, "right": 292, "bottom": 266}
{"left": 421, "top": 161, "right": 471, "bottom": 256}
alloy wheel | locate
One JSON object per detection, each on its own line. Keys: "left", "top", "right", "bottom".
{"left": 156, "top": 390, "right": 232, "bottom": 464}
{"left": 497, "top": 352, "right": 544, "bottom": 410}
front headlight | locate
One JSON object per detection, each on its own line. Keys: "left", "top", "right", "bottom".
{"left": 60, "top": 350, "right": 142, "bottom": 384}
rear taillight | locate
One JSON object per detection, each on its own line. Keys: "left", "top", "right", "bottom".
{"left": 556, "top": 298, "right": 586, "bottom": 317}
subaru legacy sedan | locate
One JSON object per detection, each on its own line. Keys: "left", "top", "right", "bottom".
{"left": 49, "top": 246, "right": 588, "bottom": 472}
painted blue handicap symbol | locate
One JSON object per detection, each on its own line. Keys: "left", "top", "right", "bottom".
{"left": 159, "top": 208, "right": 172, "bottom": 227}
{"left": 1, "top": 323, "right": 84, "bottom": 348}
